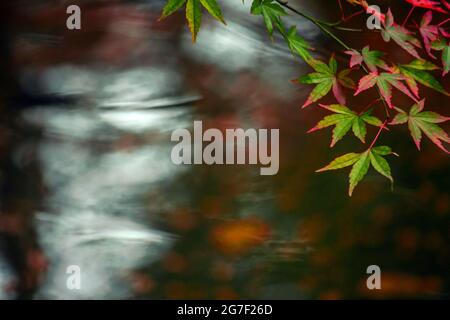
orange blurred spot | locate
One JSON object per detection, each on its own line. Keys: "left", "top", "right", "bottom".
{"left": 359, "top": 273, "right": 442, "bottom": 297}
{"left": 210, "top": 218, "right": 270, "bottom": 255}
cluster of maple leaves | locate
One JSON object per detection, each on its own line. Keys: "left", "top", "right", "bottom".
{"left": 160, "top": 0, "right": 450, "bottom": 196}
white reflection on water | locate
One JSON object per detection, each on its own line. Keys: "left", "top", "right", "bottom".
{"left": 26, "top": 66, "right": 200, "bottom": 109}
{"left": 31, "top": 110, "right": 184, "bottom": 298}
{"left": 0, "top": 254, "right": 15, "bottom": 300}
{"left": 21, "top": 64, "right": 193, "bottom": 299}
{"left": 181, "top": 1, "right": 319, "bottom": 97}
{"left": 99, "top": 108, "right": 192, "bottom": 133}
{"left": 3, "top": 0, "right": 320, "bottom": 299}
{"left": 35, "top": 211, "right": 171, "bottom": 299}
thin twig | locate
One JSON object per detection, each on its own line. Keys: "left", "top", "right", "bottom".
{"left": 359, "top": 98, "right": 381, "bottom": 114}
{"left": 275, "top": 0, "right": 391, "bottom": 119}
{"left": 333, "top": 26, "right": 364, "bottom": 32}
{"left": 438, "top": 18, "right": 450, "bottom": 26}
{"left": 369, "top": 119, "right": 388, "bottom": 149}
{"left": 402, "top": 6, "right": 415, "bottom": 27}
{"left": 275, "top": 0, "right": 351, "bottom": 49}
{"left": 342, "top": 9, "right": 365, "bottom": 23}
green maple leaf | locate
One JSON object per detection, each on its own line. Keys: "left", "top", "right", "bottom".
{"left": 431, "top": 38, "right": 447, "bottom": 51}
{"left": 442, "top": 45, "right": 450, "bottom": 76}
{"left": 390, "top": 100, "right": 450, "bottom": 153}
{"left": 431, "top": 39, "right": 450, "bottom": 76}
{"left": 161, "top": 0, "right": 187, "bottom": 17}
{"left": 355, "top": 71, "right": 418, "bottom": 109}
{"left": 160, "top": 0, "right": 225, "bottom": 42}
{"left": 316, "top": 146, "right": 395, "bottom": 196}
{"left": 381, "top": 9, "right": 422, "bottom": 59}
{"left": 398, "top": 60, "right": 448, "bottom": 96}
{"left": 308, "top": 104, "right": 383, "bottom": 147}
{"left": 285, "top": 26, "right": 312, "bottom": 62}
{"left": 431, "top": 40, "right": 450, "bottom": 76}
{"left": 251, "top": 0, "right": 287, "bottom": 36}
{"left": 298, "top": 57, "right": 354, "bottom": 108}
{"left": 345, "top": 46, "right": 389, "bottom": 72}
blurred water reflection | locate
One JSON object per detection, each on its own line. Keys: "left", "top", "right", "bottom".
{"left": 0, "top": 0, "right": 449, "bottom": 300}
{"left": 23, "top": 64, "right": 198, "bottom": 298}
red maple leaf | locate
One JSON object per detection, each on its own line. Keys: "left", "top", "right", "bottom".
{"left": 443, "top": 0, "right": 450, "bottom": 11}
{"left": 418, "top": 11, "right": 440, "bottom": 57}
{"left": 415, "top": 11, "right": 450, "bottom": 57}
{"left": 404, "top": 0, "right": 447, "bottom": 13}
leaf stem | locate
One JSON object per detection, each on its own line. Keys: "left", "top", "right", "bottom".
{"left": 275, "top": 0, "right": 351, "bottom": 50}
{"left": 359, "top": 98, "right": 382, "bottom": 114}
{"left": 369, "top": 119, "right": 388, "bottom": 149}
{"left": 402, "top": 6, "right": 414, "bottom": 27}
{"left": 438, "top": 18, "right": 450, "bottom": 27}
{"left": 333, "top": 26, "right": 365, "bottom": 32}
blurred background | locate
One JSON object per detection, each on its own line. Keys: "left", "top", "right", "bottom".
{"left": 0, "top": 0, "right": 449, "bottom": 299}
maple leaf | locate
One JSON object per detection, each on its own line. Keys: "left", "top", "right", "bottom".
{"left": 345, "top": 50, "right": 363, "bottom": 68}
{"left": 418, "top": 11, "right": 440, "bottom": 58}
{"left": 381, "top": 9, "right": 422, "bottom": 59}
{"left": 160, "top": 0, "right": 225, "bottom": 41}
{"left": 443, "top": 45, "right": 450, "bottom": 75}
{"left": 298, "top": 56, "right": 355, "bottom": 108}
{"left": 390, "top": 99, "right": 450, "bottom": 153}
{"left": 308, "top": 104, "right": 383, "bottom": 146}
{"left": 285, "top": 26, "right": 312, "bottom": 62}
{"left": 251, "top": 0, "right": 287, "bottom": 36}
{"left": 345, "top": 46, "right": 389, "bottom": 72}
{"left": 398, "top": 59, "right": 448, "bottom": 95}
{"left": 316, "top": 146, "right": 395, "bottom": 196}
{"left": 404, "top": 0, "right": 447, "bottom": 13}
{"left": 431, "top": 39, "right": 450, "bottom": 75}
{"left": 443, "top": 0, "right": 450, "bottom": 11}
{"left": 354, "top": 71, "right": 418, "bottom": 108}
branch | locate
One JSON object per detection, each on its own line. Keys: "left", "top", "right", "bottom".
{"left": 275, "top": 0, "right": 391, "bottom": 118}
{"left": 275, "top": 0, "right": 352, "bottom": 50}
